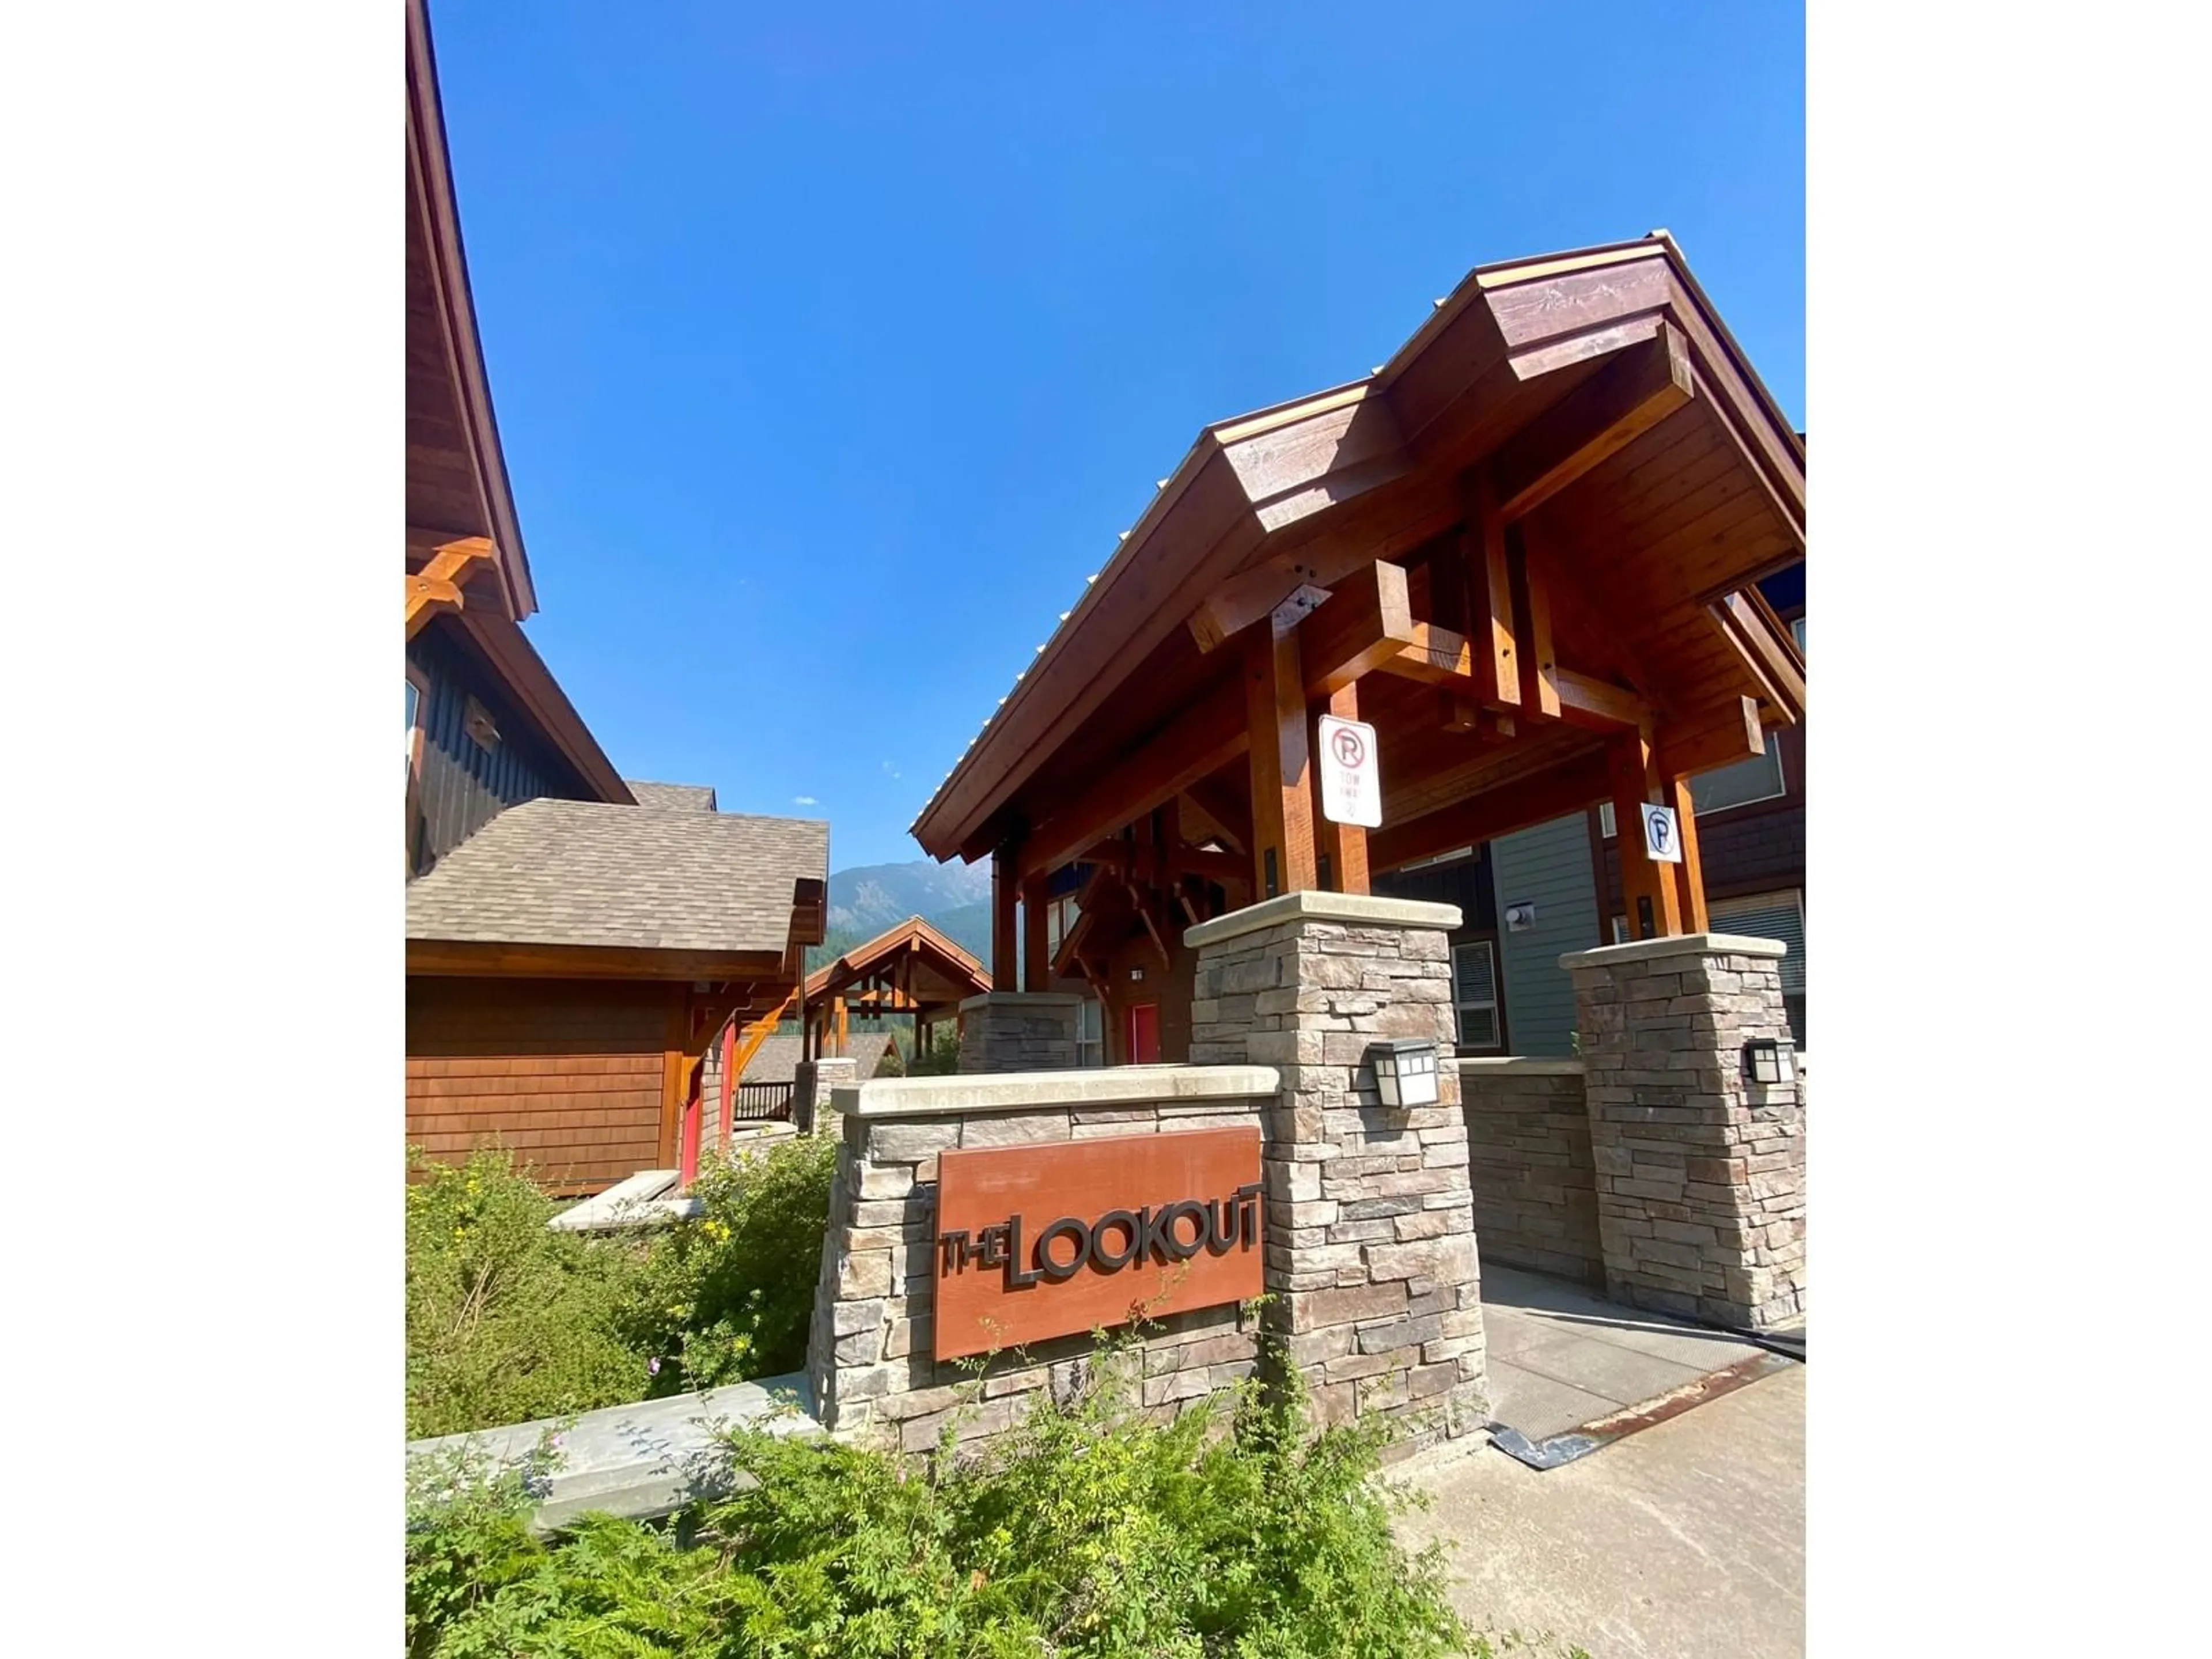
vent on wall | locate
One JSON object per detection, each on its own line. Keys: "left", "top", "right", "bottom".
{"left": 462, "top": 696, "right": 501, "bottom": 753}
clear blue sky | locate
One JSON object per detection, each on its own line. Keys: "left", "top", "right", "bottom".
{"left": 433, "top": 1, "right": 1804, "bottom": 871}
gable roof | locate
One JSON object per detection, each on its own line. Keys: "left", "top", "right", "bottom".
{"left": 626, "top": 781, "right": 718, "bottom": 812}
{"left": 405, "top": 800, "right": 827, "bottom": 956}
{"left": 804, "top": 915, "right": 991, "bottom": 1004}
{"left": 910, "top": 232, "right": 1805, "bottom": 865}
{"left": 740, "top": 1031, "right": 900, "bottom": 1086}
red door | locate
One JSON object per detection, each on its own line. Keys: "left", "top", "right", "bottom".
{"left": 1127, "top": 1002, "right": 1161, "bottom": 1065}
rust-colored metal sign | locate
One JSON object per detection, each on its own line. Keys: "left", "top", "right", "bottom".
{"left": 932, "top": 1126, "right": 1264, "bottom": 1361}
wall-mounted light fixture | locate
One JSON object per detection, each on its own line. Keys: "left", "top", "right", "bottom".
{"left": 1368, "top": 1039, "right": 1441, "bottom": 1109}
{"left": 1741, "top": 1037, "right": 1796, "bottom": 1086}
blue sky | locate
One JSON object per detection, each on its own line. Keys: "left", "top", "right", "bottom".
{"left": 433, "top": 1, "right": 1804, "bottom": 871}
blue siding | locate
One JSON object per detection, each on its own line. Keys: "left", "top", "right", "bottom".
{"left": 407, "top": 627, "right": 578, "bottom": 875}
{"left": 1491, "top": 813, "right": 1601, "bottom": 1058}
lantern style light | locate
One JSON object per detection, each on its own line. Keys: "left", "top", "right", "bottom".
{"left": 1369, "top": 1039, "right": 1441, "bottom": 1109}
{"left": 1741, "top": 1037, "right": 1795, "bottom": 1086}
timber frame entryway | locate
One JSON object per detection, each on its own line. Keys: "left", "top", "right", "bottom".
{"left": 911, "top": 233, "right": 1804, "bottom": 1058}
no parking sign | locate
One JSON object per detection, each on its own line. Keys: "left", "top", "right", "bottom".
{"left": 1639, "top": 802, "right": 1684, "bottom": 864}
{"left": 1317, "top": 714, "right": 1381, "bottom": 828}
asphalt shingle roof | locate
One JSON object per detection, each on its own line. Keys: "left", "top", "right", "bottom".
{"left": 406, "top": 799, "right": 828, "bottom": 955}
{"left": 624, "top": 781, "right": 718, "bottom": 812}
{"left": 741, "top": 1031, "right": 899, "bottom": 1085}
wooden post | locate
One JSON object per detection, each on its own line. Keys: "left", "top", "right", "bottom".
{"left": 1667, "top": 774, "right": 1710, "bottom": 933}
{"left": 658, "top": 993, "right": 690, "bottom": 1169}
{"left": 1313, "top": 681, "right": 1370, "bottom": 894}
{"left": 990, "top": 842, "right": 1019, "bottom": 991}
{"left": 1245, "top": 598, "right": 1320, "bottom": 898}
{"left": 1464, "top": 467, "right": 1522, "bottom": 713}
{"left": 1607, "top": 731, "right": 1684, "bottom": 940}
{"left": 834, "top": 994, "right": 849, "bottom": 1058}
{"left": 1022, "top": 873, "right": 1050, "bottom": 991}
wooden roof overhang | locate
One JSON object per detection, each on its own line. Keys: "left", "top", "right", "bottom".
{"left": 407, "top": 0, "right": 533, "bottom": 620}
{"left": 911, "top": 235, "right": 1804, "bottom": 915}
{"left": 403, "top": 0, "right": 633, "bottom": 807}
{"left": 803, "top": 916, "right": 994, "bottom": 1018}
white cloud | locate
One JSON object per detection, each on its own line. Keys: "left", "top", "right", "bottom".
{"left": 793, "top": 794, "right": 818, "bottom": 806}
{"left": 881, "top": 760, "right": 902, "bottom": 779}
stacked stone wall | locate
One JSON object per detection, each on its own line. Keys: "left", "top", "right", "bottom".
{"left": 1456, "top": 1061, "right": 1603, "bottom": 1285}
{"left": 1567, "top": 935, "right": 1806, "bottom": 1330}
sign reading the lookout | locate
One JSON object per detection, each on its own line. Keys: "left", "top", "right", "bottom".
{"left": 1317, "top": 714, "right": 1382, "bottom": 828}
{"left": 932, "top": 1126, "right": 1265, "bottom": 1359}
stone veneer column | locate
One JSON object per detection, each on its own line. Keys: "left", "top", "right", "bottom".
{"left": 1563, "top": 933, "right": 1806, "bottom": 1331}
{"left": 1186, "top": 892, "right": 1489, "bottom": 1452}
{"left": 792, "top": 1057, "right": 858, "bottom": 1135}
{"left": 953, "top": 991, "right": 1082, "bottom": 1074}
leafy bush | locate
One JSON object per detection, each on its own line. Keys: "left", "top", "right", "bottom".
{"left": 406, "top": 1149, "right": 653, "bottom": 1440}
{"left": 616, "top": 1134, "right": 839, "bottom": 1396}
{"left": 407, "top": 1331, "right": 1483, "bottom": 1658}
{"left": 406, "top": 1137, "right": 837, "bottom": 1439}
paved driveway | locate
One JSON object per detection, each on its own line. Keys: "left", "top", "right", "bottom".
{"left": 1399, "top": 1363, "right": 1805, "bottom": 1659}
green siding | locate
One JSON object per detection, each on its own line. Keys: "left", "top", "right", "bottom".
{"left": 1491, "top": 813, "right": 1601, "bottom": 1058}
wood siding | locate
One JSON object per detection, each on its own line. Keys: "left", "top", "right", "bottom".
{"left": 407, "top": 623, "right": 585, "bottom": 874}
{"left": 406, "top": 976, "right": 680, "bottom": 1196}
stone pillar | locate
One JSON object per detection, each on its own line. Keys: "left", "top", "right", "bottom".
{"left": 1186, "top": 892, "right": 1489, "bottom": 1453}
{"left": 1563, "top": 933, "right": 1806, "bottom": 1332}
{"left": 953, "top": 991, "right": 1081, "bottom": 1074}
{"left": 792, "top": 1056, "right": 857, "bottom": 1136}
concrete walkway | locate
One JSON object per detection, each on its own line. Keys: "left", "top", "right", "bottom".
{"left": 1400, "top": 1364, "right": 1805, "bottom": 1659}
{"left": 1482, "top": 1263, "right": 1780, "bottom": 1443}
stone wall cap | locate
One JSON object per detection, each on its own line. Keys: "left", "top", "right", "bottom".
{"left": 1183, "top": 890, "right": 1462, "bottom": 949}
{"left": 1452, "top": 1056, "right": 1586, "bottom": 1077}
{"left": 955, "top": 990, "right": 1086, "bottom": 1013}
{"left": 835, "top": 1063, "right": 1281, "bottom": 1119}
{"left": 1559, "top": 931, "right": 1789, "bottom": 971}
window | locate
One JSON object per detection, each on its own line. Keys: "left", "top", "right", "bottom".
{"left": 1075, "top": 998, "right": 1104, "bottom": 1067}
{"left": 1401, "top": 846, "right": 1475, "bottom": 871}
{"left": 1452, "top": 941, "right": 1501, "bottom": 1051}
{"left": 1599, "top": 801, "right": 1615, "bottom": 838}
{"left": 1792, "top": 613, "right": 1806, "bottom": 653}
{"left": 1692, "top": 730, "right": 1786, "bottom": 814}
{"left": 1046, "top": 893, "right": 1080, "bottom": 963}
{"left": 406, "top": 677, "right": 420, "bottom": 767}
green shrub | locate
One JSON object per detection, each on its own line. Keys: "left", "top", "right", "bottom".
{"left": 407, "top": 1331, "right": 1482, "bottom": 1658}
{"left": 406, "top": 1148, "right": 653, "bottom": 1440}
{"left": 407, "top": 1137, "right": 838, "bottom": 1438}
{"left": 616, "top": 1134, "right": 839, "bottom": 1397}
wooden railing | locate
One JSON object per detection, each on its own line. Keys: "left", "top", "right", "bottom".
{"left": 733, "top": 1080, "right": 796, "bottom": 1121}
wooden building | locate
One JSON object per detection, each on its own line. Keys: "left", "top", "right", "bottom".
{"left": 912, "top": 234, "right": 1805, "bottom": 1066}
{"left": 405, "top": 0, "right": 827, "bottom": 1192}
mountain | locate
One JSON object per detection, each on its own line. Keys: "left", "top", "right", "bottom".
{"left": 828, "top": 858, "right": 992, "bottom": 936}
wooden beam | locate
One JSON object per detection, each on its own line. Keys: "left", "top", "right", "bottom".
{"left": 990, "top": 843, "right": 1018, "bottom": 991}
{"left": 1295, "top": 562, "right": 1419, "bottom": 695}
{"left": 1667, "top": 774, "right": 1710, "bottom": 934}
{"left": 1607, "top": 730, "right": 1684, "bottom": 941}
{"left": 1463, "top": 467, "right": 1520, "bottom": 709}
{"left": 1369, "top": 751, "right": 1613, "bottom": 872}
{"left": 1184, "top": 775, "right": 1253, "bottom": 855}
{"left": 1245, "top": 594, "right": 1319, "bottom": 898}
{"left": 1021, "top": 873, "right": 1050, "bottom": 993}
{"left": 1313, "top": 682, "right": 1370, "bottom": 895}
{"left": 1017, "top": 675, "right": 1249, "bottom": 882}
{"left": 1490, "top": 322, "right": 1695, "bottom": 520}
{"left": 404, "top": 536, "right": 494, "bottom": 639}
{"left": 1509, "top": 529, "right": 1562, "bottom": 719}
{"left": 1554, "top": 668, "right": 1650, "bottom": 733}
{"left": 1654, "top": 696, "right": 1764, "bottom": 779}
{"left": 1710, "top": 590, "right": 1806, "bottom": 723}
